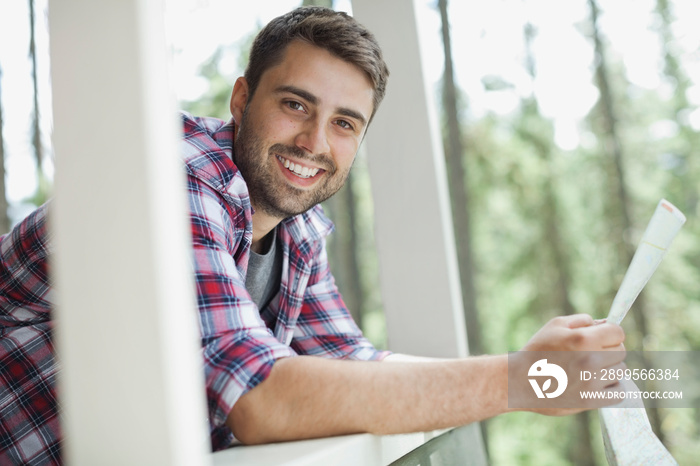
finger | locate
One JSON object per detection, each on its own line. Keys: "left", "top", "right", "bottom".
{"left": 582, "top": 322, "right": 625, "bottom": 348}
{"left": 602, "top": 341, "right": 625, "bottom": 352}
{"left": 562, "top": 314, "right": 595, "bottom": 329}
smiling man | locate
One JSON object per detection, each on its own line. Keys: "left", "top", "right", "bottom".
{"left": 179, "top": 10, "right": 391, "bottom": 448}
{"left": 229, "top": 38, "right": 373, "bottom": 246}
{"left": 0, "top": 6, "right": 626, "bottom": 464}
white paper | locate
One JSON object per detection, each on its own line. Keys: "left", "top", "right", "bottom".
{"left": 607, "top": 199, "right": 686, "bottom": 324}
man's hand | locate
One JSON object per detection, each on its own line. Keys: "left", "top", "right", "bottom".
{"left": 522, "top": 313, "right": 625, "bottom": 352}
{"left": 514, "top": 314, "right": 626, "bottom": 415}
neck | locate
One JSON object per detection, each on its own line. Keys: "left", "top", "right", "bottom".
{"left": 251, "top": 208, "right": 282, "bottom": 254}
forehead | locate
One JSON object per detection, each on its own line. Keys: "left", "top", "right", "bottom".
{"left": 256, "top": 41, "right": 375, "bottom": 121}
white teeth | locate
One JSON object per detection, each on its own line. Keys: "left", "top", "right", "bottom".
{"left": 277, "top": 155, "right": 319, "bottom": 179}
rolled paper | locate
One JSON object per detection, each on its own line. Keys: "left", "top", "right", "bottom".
{"left": 607, "top": 199, "right": 686, "bottom": 325}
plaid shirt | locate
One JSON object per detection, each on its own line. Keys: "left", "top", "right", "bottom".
{"left": 0, "top": 206, "right": 58, "bottom": 465}
{"left": 182, "top": 113, "right": 388, "bottom": 448}
{"left": 0, "top": 112, "right": 387, "bottom": 463}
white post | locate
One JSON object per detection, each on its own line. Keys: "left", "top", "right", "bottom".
{"left": 351, "top": 0, "right": 468, "bottom": 359}
{"left": 351, "top": 2, "right": 487, "bottom": 462}
{"left": 49, "top": 0, "right": 211, "bottom": 464}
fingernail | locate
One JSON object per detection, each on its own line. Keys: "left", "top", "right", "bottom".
{"left": 593, "top": 319, "right": 607, "bottom": 325}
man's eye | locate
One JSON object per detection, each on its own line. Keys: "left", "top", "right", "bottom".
{"left": 286, "top": 101, "right": 304, "bottom": 111}
{"left": 336, "top": 119, "right": 354, "bottom": 131}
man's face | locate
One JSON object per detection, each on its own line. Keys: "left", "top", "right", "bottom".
{"left": 231, "top": 41, "right": 374, "bottom": 220}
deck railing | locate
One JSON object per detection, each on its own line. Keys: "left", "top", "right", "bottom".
{"left": 212, "top": 426, "right": 486, "bottom": 466}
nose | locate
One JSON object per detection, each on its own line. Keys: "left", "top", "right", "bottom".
{"left": 295, "top": 118, "right": 330, "bottom": 155}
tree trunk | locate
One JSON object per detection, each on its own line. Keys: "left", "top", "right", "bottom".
{"left": 438, "top": 0, "right": 489, "bottom": 459}
{"left": 437, "top": 0, "right": 482, "bottom": 357}
{"left": 322, "top": 179, "right": 364, "bottom": 327}
{"left": 520, "top": 24, "right": 592, "bottom": 465}
{"left": 521, "top": 24, "right": 576, "bottom": 319}
{"left": 29, "top": 0, "right": 43, "bottom": 178}
{"left": 0, "top": 65, "right": 10, "bottom": 234}
{"left": 587, "top": 0, "right": 663, "bottom": 440}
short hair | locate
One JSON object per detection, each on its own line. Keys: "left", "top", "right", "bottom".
{"left": 245, "top": 6, "right": 389, "bottom": 122}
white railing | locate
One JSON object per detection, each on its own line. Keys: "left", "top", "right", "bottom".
{"left": 211, "top": 426, "right": 486, "bottom": 466}
{"left": 213, "top": 431, "right": 439, "bottom": 466}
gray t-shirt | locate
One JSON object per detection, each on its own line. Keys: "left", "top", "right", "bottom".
{"left": 245, "top": 229, "right": 283, "bottom": 310}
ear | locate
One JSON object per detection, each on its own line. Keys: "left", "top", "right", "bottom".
{"left": 230, "top": 77, "right": 249, "bottom": 124}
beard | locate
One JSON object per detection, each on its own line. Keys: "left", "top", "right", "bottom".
{"left": 233, "top": 109, "right": 351, "bottom": 219}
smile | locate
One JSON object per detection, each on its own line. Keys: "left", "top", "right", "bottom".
{"left": 276, "top": 155, "right": 321, "bottom": 179}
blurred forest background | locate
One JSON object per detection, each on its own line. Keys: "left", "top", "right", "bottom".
{"left": 1, "top": 0, "right": 699, "bottom": 464}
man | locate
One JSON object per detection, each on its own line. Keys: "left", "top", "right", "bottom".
{"left": 0, "top": 6, "right": 625, "bottom": 464}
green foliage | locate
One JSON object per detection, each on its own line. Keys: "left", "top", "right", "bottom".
{"left": 23, "top": 171, "right": 51, "bottom": 208}
{"left": 181, "top": 47, "right": 232, "bottom": 120}
{"left": 181, "top": 31, "right": 258, "bottom": 120}
{"left": 489, "top": 412, "right": 609, "bottom": 465}
{"left": 450, "top": 2, "right": 700, "bottom": 460}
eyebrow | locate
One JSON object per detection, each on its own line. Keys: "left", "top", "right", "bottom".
{"left": 275, "top": 85, "right": 368, "bottom": 128}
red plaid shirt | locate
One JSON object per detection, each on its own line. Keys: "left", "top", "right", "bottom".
{"left": 0, "top": 206, "right": 58, "bottom": 465}
{"left": 0, "top": 112, "right": 387, "bottom": 463}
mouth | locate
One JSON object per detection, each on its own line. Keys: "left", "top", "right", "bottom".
{"left": 275, "top": 154, "right": 323, "bottom": 179}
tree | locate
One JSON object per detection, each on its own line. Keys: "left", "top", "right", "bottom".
{"left": 437, "top": 0, "right": 493, "bottom": 458}
{"left": 655, "top": 0, "right": 700, "bottom": 217}
{"left": 586, "top": 0, "right": 663, "bottom": 440}
{"left": 515, "top": 22, "right": 595, "bottom": 466}
{"left": 28, "top": 0, "right": 49, "bottom": 206}
{"left": 437, "top": 0, "right": 483, "bottom": 357}
{"left": 181, "top": 47, "right": 237, "bottom": 120}
{"left": 0, "top": 65, "right": 10, "bottom": 234}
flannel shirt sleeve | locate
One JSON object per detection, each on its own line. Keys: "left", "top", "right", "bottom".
{"left": 290, "top": 238, "right": 390, "bottom": 361}
{"left": 0, "top": 204, "right": 52, "bottom": 324}
{"left": 189, "top": 180, "right": 296, "bottom": 429}
{"left": 0, "top": 203, "right": 61, "bottom": 465}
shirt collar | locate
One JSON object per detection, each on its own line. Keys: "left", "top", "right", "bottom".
{"left": 181, "top": 111, "right": 238, "bottom": 194}
{"left": 282, "top": 204, "right": 334, "bottom": 242}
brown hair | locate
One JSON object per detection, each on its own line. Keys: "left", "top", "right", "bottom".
{"left": 245, "top": 6, "right": 389, "bottom": 121}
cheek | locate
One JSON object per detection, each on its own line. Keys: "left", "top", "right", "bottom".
{"left": 275, "top": 116, "right": 299, "bottom": 132}
{"left": 333, "top": 139, "right": 359, "bottom": 169}
{"left": 251, "top": 110, "right": 299, "bottom": 144}
{"left": 267, "top": 111, "right": 300, "bottom": 135}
